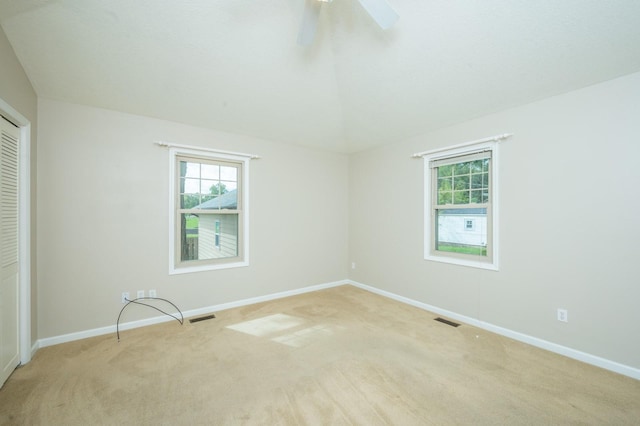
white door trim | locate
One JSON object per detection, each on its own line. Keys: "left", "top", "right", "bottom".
{"left": 0, "top": 97, "right": 32, "bottom": 365}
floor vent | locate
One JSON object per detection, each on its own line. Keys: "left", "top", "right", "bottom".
{"left": 434, "top": 317, "right": 460, "bottom": 327}
{"left": 189, "top": 314, "right": 216, "bottom": 323}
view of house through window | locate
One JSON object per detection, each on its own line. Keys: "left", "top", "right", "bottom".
{"left": 424, "top": 141, "right": 498, "bottom": 270}
{"left": 434, "top": 154, "right": 489, "bottom": 256}
{"left": 176, "top": 155, "right": 242, "bottom": 267}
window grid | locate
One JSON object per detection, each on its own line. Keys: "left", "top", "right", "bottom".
{"left": 436, "top": 159, "right": 490, "bottom": 206}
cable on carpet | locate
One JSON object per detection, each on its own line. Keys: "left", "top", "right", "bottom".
{"left": 116, "top": 297, "right": 184, "bottom": 341}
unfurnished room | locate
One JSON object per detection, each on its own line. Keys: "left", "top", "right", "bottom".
{"left": 1, "top": 1, "right": 640, "bottom": 424}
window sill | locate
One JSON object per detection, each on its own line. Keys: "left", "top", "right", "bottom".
{"left": 425, "top": 254, "right": 498, "bottom": 271}
{"left": 169, "top": 260, "right": 249, "bottom": 275}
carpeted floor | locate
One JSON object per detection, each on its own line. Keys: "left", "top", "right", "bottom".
{"left": 1, "top": 285, "right": 639, "bottom": 425}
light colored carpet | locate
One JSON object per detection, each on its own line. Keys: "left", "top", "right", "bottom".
{"left": 1, "top": 285, "right": 639, "bottom": 425}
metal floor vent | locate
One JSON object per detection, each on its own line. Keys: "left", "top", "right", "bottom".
{"left": 189, "top": 314, "right": 216, "bottom": 323}
{"left": 434, "top": 317, "right": 461, "bottom": 327}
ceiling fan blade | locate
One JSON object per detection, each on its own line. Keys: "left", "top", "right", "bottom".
{"left": 357, "top": 0, "right": 399, "bottom": 30}
{"left": 298, "top": 0, "right": 322, "bottom": 46}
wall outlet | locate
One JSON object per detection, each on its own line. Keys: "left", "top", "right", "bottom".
{"left": 557, "top": 308, "right": 568, "bottom": 322}
{"left": 351, "top": 262, "right": 356, "bottom": 270}
{"left": 137, "top": 290, "right": 145, "bottom": 299}
{"left": 121, "top": 292, "right": 130, "bottom": 304}
{"left": 148, "top": 289, "right": 157, "bottom": 298}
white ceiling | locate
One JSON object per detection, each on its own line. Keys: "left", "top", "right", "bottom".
{"left": 1, "top": 0, "right": 640, "bottom": 153}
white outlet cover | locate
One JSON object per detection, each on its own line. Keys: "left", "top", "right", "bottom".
{"left": 557, "top": 309, "right": 568, "bottom": 322}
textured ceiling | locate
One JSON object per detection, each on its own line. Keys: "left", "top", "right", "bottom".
{"left": 2, "top": 0, "right": 640, "bottom": 153}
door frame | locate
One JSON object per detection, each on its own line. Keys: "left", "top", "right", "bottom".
{"left": 0, "top": 97, "right": 32, "bottom": 365}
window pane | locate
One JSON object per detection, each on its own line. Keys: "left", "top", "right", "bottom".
{"left": 222, "top": 181, "right": 237, "bottom": 193}
{"left": 438, "top": 165, "right": 453, "bottom": 177}
{"left": 435, "top": 208, "right": 487, "bottom": 256}
{"left": 201, "top": 164, "right": 219, "bottom": 180}
{"left": 438, "top": 177, "right": 452, "bottom": 191}
{"left": 201, "top": 179, "right": 217, "bottom": 195}
{"left": 454, "top": 175, "right": 469, "bottom": 190}
{"left": 471, "top": 173, "right": 488, "bottom": 189}
{"left": 220, "top": 166, "right": 238, "bottom": 181}
{"left": 470, "top": 190, "right": 483, "bottom": 203}
{"left": 470, "top": 160, "right": 484, "bottom": 173}
{"left": 180, "top": 214, "right": 200, "bottom": 261}
{"left": 181, "top": 194, "right": 200, "bottom": 209}
{"left": 182, "top": 178, "right": 200, "bottom": 194}
{"left": 454, "top": 162, "right": 470, "bottom": 175}
{"left": 200, "top": 194, "right": 215, "bottom": 204}
{"left": 438, "top": 191, "right": 452, "bottom": 205}
{"left": 181, "top": 161, "right": 201, "bottom": 178}
{"left": 453, "top": 190, "right": 469, "bottom": 204}
{"left": 181, "top": 213, "right": 239, "bottom": 262}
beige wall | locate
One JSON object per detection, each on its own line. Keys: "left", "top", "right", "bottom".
{"left": 37, "top": 99, "right": 349, "bottom": 338}
{"left": 0, "top": 27, "right": 38, "bottom": 344}
{"left": 349, "top": 71, "right": 640, "bottom": 369}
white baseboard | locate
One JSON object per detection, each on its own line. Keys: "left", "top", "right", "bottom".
{"left": 348, "top": 280, "right": 640, "bottom": 381}
{"left": 37, "top": 279, "right": 348, "bottom": 349}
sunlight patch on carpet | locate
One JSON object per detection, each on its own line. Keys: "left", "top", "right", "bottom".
{"left": 227, "top": 314, "right": 343, "bottom": 348}
{"left": 271, "top": 324, "right": 340, "bottom": 348}
{"left": 226, "top": 313, "right": 304, "bottom": 337}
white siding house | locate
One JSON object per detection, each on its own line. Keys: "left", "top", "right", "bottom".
{"left": 437, "top": 208, "right": 487, "bottom": 247}
{"left": 194, "top": 190, "right": 239, "bottom": 260}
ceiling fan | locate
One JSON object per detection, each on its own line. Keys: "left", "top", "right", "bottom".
{"left": 298, "top": 0, "right": 399, "bottom": 46}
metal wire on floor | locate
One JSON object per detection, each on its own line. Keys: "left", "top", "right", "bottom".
{"left": 116, "top": 297, "right": 184, "bottom": 341}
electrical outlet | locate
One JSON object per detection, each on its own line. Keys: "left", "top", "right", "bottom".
{"left": 137, "top": 290, "right": 145, "bottom": 299}
{"left": 557, "top": 309, "right": 568, "bottom": 322}
{"left": 148, "top": 289, "right": 157, "bottom": 298}
{"left": 351, "top": 262, "right": 356, "bottom": 270}
{"left": 121, "top": 292, "right": 130, "bottom": 304}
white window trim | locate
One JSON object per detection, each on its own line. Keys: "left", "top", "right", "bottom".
{"left": 168, "top": 147, "right": 250, "bottom": 275}
{"left": 423, "top": 140, "right": 500, "bottom": 271}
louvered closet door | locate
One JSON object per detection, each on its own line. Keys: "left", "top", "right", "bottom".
{"left": 0, "top": 116, "right": 20, "bottom": 388}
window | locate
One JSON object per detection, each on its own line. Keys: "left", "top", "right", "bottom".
{"left": 464, "top": 219, "right": 475, "bottom": 231}
{"left": 423, "top": 140, "right": 499, "bottom": 270}
{"left": 169, "top": 148, "right": 250, "bottom": 274}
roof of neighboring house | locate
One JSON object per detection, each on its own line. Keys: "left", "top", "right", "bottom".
{"left": 439, "top": 208, "right": 486, "bottom": 215}
{"left": 194, "top": 189, "right": 237, "bottom": 210}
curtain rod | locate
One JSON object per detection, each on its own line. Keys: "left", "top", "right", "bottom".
{"left": 411, "top": 133, "right": 513, "bottom": 159}
{"left": 155, "top": 141, "right": 261, "bottom": 159}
